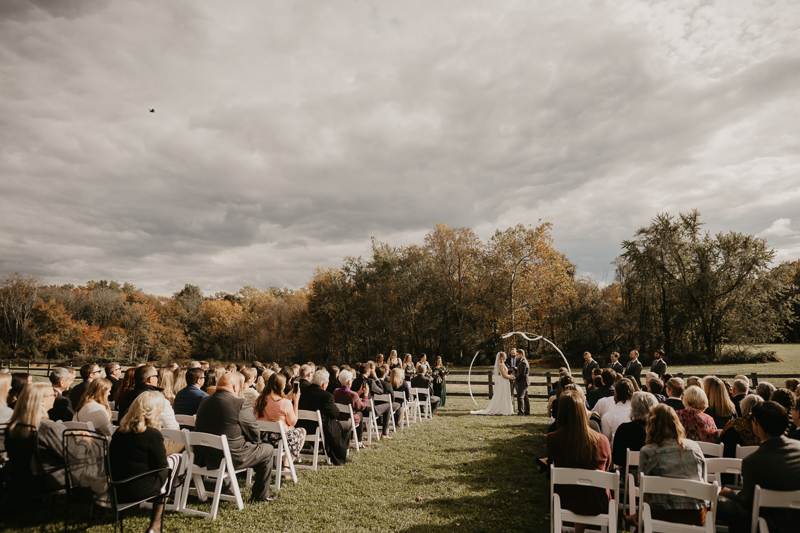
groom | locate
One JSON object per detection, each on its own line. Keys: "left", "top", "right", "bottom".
{"left": 515, "top": 349, "right": 530, "bottom": 415}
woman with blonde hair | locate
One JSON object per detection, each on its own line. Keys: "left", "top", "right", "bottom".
{"left": 676, "top": 386, "right": 719, "bottom": 443}
{"left": 0, "top": 372, "right": 13, "bottom": 424}
{"left": 719, "top": 394, "right": 762, "bottom": 456}
{"left": 75, "top": 378, "right": 113, "bottom": 435}
{"left": 625, "top": 404, "right": 707, "bottom": 527}
{"left": 111, "top": 391, "right": 182, "bottom": 533}
{"left": 390, "top": 367, "right": 411, "bottom": 401}
{"left": 256, "top": 368, "right": 274, "bottom": 393}
{"left": 703, "top": 375, "right": 737, "bottom": 429}
{"left": 388, "top": 350, "right": 401, "bottom": 370}
{"left": 403, "top": 354, "right": 415, "bottom": 381}
{"left": 254, "top": 373, "right": 306, "bottom": 470}
{"left": 4, "top": 382, "right": 67, "bottom": 506}
{"left": 241, "top": 368, "right": 259, "bottom": 408}
{"left": 157, "top": 367, "right": 176, "bottom": 406}
{"left": 173, "top": 368, "right": 187, "bottom": 394}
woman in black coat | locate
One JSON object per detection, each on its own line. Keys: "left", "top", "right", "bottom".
{"left": 110, "top": 391, "right": 181, "bottom": 533}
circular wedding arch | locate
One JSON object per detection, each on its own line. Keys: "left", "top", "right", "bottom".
{"left": 467, "top": 331, "right": 571, "bottom": 407}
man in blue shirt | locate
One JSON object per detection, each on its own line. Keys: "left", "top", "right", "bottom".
{"left": 174, "top": 367, "right": 208, "bottom": 416}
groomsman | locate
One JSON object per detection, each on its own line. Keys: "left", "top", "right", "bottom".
{"left": 651, "top": 349, "right": 667, "bottom": 377}
{"left": 624, "top": 350, "right": 643, "bottom": 388}
{"left": 507, "top": 348, "right": 519, "bottom": 398}
{"left": 607, "top": 352, "right": 624, "bottom": 375}
{"left": 582, "top": 352, "right": 599, "bottom": 388}
{"left": 515, "top": 350, "right": 530, "bottom": 415}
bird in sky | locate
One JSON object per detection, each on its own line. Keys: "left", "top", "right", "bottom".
{"left": 149, "top": 108, "right": 155, "bottom": 113}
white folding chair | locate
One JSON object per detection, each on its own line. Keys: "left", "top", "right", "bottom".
{"left": 393, "top": 391, "right": 411, "bottom": 428}
{"left": 110, "top": 411, "right": 119, "bottom": 422}
{"left": 704, "top": 457, "right": 742, "bottom": 486}
{"left": 108, "top": 401, "right": 115, "bottom": 410}
{"left": 364, "top": 399, "right": 380, "bottom": 443}
{"left": 638, "top": 474, "right": 718, "bottom": 533}
{"left": 751, "top": 485, "right": 800, "bottom": 533}
{"left": 296, "top": 410, "right": 331, "bottom": 470}
{"left": 180, "top": 432, "right": 245, "bottom": 520}
{"left": 140, "top": 428, "right": 190, "bottom": 512}
{"left": 335, "top": 403, "right": 361, "bottom": 452}
{"left": 736, "top": 444, "right": 758, "bottom": 460}
{"left": 61, "top": 420, "right": 95, "bottom": 431}
{"left": 412, "top": 388, "right": 432, "bottom": 419}
{"left": 175, "top": 414, "right": 196, "bottom": 428}
{"left": 252, "top": 420, "right": 297, "bottom": 490}
{"left": 693, "top": 441, "right": 723, "bottom": 458}
{"left": 624, "top": 450, "right": 641, "bottom": 516}
{"left": 374, "top": 394, "right": 398, "bottom": 434}
{"left": 550, "top": 465, "right": 619, "bottom": 533}
{"left": 406, "top": 390, "right": 421, "bottom": 423}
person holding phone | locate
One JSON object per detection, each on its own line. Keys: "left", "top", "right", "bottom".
{"left": 254, "top": 373, "right": 306, "bottom": 471}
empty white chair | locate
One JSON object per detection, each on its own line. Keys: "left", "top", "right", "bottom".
{"left": 705, "top": 457, "right": 742, "bottom": 486}
{"left": 180, "top": 432, "right": 245, "bottom": 520}
{"left": 637, "top": 474, "right": 719, "bottom": 533}
{"left": 364, "top": 399, "right": 380, "bottom": 444}
{"left": 110, "top": 411, "right": 119, "bottom": 422}
{"left": 412, "top": 388, "right": 433, "bottom": 419}
{"left": 693, "top": 441, "right": 723, "bottom": 458}
{"left": 624, "top": 450, "right": 641, "bottom": 516}
{"left": 751, "top": 485, "right": 800, "bottom": 533}
{"left": 550, "top": 465, "right": 619, "bottom": 533}
{"left": 736, "top": 444, "right": 758, "bottom": 460}
{"left": 335, "top": 403, "right": 361, "bottom": 452}
{"left": 253, "top": 420, "right": 297, "bottom": 490}
{"left": 296, "top": 409, "right": 331, "bottom": 470}
{"left": 175, "top": 414, "right": 196, "bottom": 428}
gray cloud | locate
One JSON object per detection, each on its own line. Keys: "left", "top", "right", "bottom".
{"left": 1, "top": 0, "right": 799, "bottom": 294}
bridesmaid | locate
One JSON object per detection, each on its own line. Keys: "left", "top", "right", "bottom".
{"left": 431, "top": 356, "right": 449, "bottom": 407}
{"left": 403, "top": 354, "right": 416, "bottom": 381}
{"left": 388, "top": 350, "right": 402, "bottom": 371}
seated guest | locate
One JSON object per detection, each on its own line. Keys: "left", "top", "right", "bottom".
{"left": 718, "top": 401, "right": 800, "bottom": 533}
{"left": 624, "top": 404, "right": 708, "bottom": 527}
{"left": 720, "top": 394, "right": 762, "bottom": 457}
{"left": 612, "top": 391, "right": 658, "bottom": 470}
{"left": 70, "top": 363, "right": 100, "bottom": 409}
{"left": 731, "top": 379, "right": 749, "bottom": 417}
{"left": 663, "top": 378, "right": 685, "bottom": 411}
{"left": 756, "top": 381, "right": 775, "bottom": 402}
{"left": 704, "top": 376, "right": 738, "bottom": 429}
{"left": 546, "top": 390, "right": 612, "bottom": 533}
{"left": 8, "top": 373, "right": 32, "bottom": 409}
{"left": 586, "top": 369, "right": 615, "bottom": 410}
{"left": 390, "top": 368, "right": 411, "bottom": 402}
{"left": 325, "top": 366, "right": 340, "bottom": 395}
{"left": 0, "top": 373, "right": 12, "bottom": 424}
{"left": 375, "top": 367, "right": 401, "bottom": 426}
{"left": 600, "top": 378, "right": 634, "bottom": 445}
{"left": 770, "top": 388, "right": 796, "bottom": 435}
{"left": 157, "top": 368, "right": 176, "bottom": 406}
{"left": 173, "top": 367, "right": 208, "bottom": 416}
{"left": 551, "top": 374, "right": 575, "bottom": 420}
{"left": 4, "top": 383, "right": 67, "bottom": 508}
{"left": 173, "top": 368, "right": 187, "bottom": 394}
{"left": 354, "top": 363, "right": 392, "bottom": 439}
{"left": 241, "top": 367, "right": 259, "bottom": 409}
{"left": 685, "top": 376, "right": 701, "bottom": 389}
{"left": 194, "top": 373, "right": 276, "bottom": 503}
{"left": 410, "top": 364, "right": 440, "bottom": 416}
{"left": 75, "top": 378, "right": 113, "bottom": 435}
{"left": 115, "top": 367, "right": 136, "bottom": 404}
{"left": 47, "top": 367, "right": 75, "bottom": 422}
{"left": 110, "top": 392, "right": 183, "bottom": 533}
{"left": 254, "top": 373, "right": 307, "bottom": 470}
{"left": 676, "top": 386, "right": 718, "bottom": 443}
{"left": 548, "top": 385, "right": 600, "bottom": 434}
{"left": 647, "top": 378, "right": 666, "bottom": 403}
{"left": 118, "top": 365, "right": 179, "bottom": 431}
{"left": 333, "top": 370, "right": 370, "bottom": 441}
{"left": 105, "top": 362, "right": 122, "bottom": 401}
{"left": 297, "top": 369, "right": 351, "bottom": 465}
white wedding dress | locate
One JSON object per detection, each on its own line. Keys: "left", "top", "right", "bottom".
{"left": 470, "top": 353, "right": 515, "bottom": 415}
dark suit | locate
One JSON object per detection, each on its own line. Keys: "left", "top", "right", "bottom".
{"left": 194, "top": 391, "right": 274, "bottom": 501}
{"left": 515, "top": 358, "right": 530, "bottom": 415}
{"left": 48, "top": 388, "right": 74, "bottom": 422}
{"left": 507, "top": 355, "right": 519, "bottom": 398}
{"left": 718, "top": 436, "right": 800, "bottom": 533}
{"left": 108, "top": 376, "right": 122, "bottom": 403}
{"left": 650, "top": 358, "right": 667, "bottom": 377}
{"left": 352, "top": 373, "right": 390, "bottom": 434}
{"left": 732, "top": 394, "right": 746, "bottom": 417}
{"left": 608, "top": 361, "right": 624, "bottom": 375}
{"left": 663, "top": 397, "right": 685, "bottom": 410}
{"left": 410, "top": 375, "right": 440, "bottom": 414}
{"left": 624, "top": 359, "right": 642, "bottom": 387}
{"left": 586, "top": 385, "right": 615, "bottom": 410}
{"left": 69, "top": 380, "right": 90, "bottom": 410}
{"left": 174, "top": 385, "right": 208, "bottom": 416}
{"left": 297, "top": 384, "right": 350, "bottom": 465}
{"left": 582, "top": 359, "right": 600, "bottom": 386}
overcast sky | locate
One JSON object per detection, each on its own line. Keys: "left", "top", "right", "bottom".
{"left": 2, "top": 0, "right": 799, "bottom": 296}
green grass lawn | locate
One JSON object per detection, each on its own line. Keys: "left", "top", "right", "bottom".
{"left": 1, "top": 397, "right": 554, "bottom": 533}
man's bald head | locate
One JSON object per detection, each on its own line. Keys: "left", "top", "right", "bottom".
{"left": 216, "top": 373, "right": 238, "bottom": 394}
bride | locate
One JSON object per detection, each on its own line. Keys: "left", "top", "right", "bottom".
{"left": 470, "top": 352, "right": 515, "bottom": 415}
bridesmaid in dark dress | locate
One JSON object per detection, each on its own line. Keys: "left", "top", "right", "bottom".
{"left": 431, "top": 357, "right": 449, "bottom": 407}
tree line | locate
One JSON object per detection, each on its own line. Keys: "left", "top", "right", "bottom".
{"left": 1, "top": 211, "right": 797, "bottom": 366}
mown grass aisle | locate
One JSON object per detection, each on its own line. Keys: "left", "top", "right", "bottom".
{"left": 2, "top": 396, "right": 553, "bottom": 533}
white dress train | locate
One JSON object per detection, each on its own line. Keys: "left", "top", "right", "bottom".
{"left": 470, "top": 354, "right": 514, "bottom": 415}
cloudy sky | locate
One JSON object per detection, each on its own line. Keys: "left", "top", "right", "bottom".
{"left": 2, "top": 0, "right": 799, "bottom": 296}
